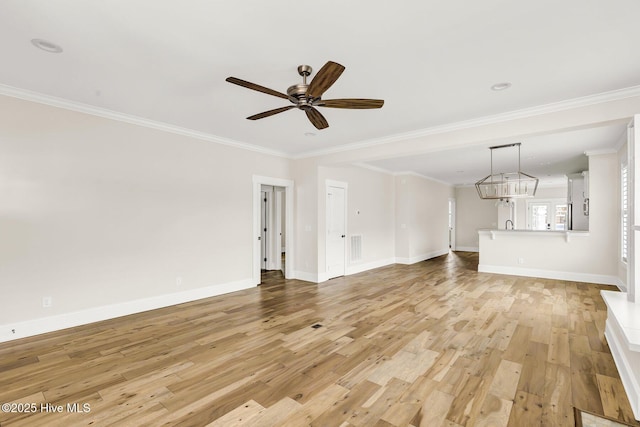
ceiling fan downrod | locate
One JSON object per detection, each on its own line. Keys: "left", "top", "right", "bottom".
{"left": 288, "top": 65, "right": 314, "bottom": 107}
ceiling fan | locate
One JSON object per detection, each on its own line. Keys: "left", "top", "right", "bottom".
{"left": 225, "top": 61, "right": 384, "bottom": 130}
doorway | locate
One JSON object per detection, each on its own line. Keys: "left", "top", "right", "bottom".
{"left": 526, "top": 199, "right": 567, "bottom": 230}
{"left": 260, "top": 185, "right": 285, "bottom": 273}
{"left": 448, "top": 198, "right": 456, "bottom": 250}
{"left": 253, "top": 176, "right": 293, "bottom": 285}
{"left": 326, "top": 180, "right": 347, "bottom": 279}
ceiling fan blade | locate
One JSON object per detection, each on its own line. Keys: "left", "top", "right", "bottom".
{"left": 247, "top": 105, "right": 296, "bottom": 120}
{"left": 319, "top": 98, "right": 384, "bottom": 109}
{"left": 226, "top": 77, "right": 289, "bottom": 100}
{"left": 306, "top": 61, "right": 345, "bottom": 99}
{"left": 305, "top": 107, "right": 329, "bottom": 130}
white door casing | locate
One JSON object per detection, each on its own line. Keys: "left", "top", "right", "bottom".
{"left": 252, "top": 176, "right": 294, "bottom": 285}
{"left": 260, "top": 190, "right": 268, "bottom": 269}
{"left": 448, "top": 198, "right": 456, "bottom": 250}
{"left": 260, "top": 186, "right": 281, "bottom": 271}
{"left": 326, "top": 181, "right": 347, "bottom": 279}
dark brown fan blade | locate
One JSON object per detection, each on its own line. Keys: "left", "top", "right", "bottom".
{"left": 306, "top": 61, "right": 345, "bottom": 99}
{"left": 305, "top": 107, "right": 329, "bottom": 130}
{"left": 247, "top": 105, "right": 295, "bottom": 120}
{"left": 319, "top": 99, "right": 384, "bottom": 109}
{"left": 226, "top": 77, "right": 289, "bottom": 100}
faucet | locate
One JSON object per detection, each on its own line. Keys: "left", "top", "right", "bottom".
{"left": 505, "top": 219, "right": 514, "bottom": 230}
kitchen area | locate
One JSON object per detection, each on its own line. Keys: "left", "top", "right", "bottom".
{"left": 477, "top": 151, "right": 619, "bottom": 286}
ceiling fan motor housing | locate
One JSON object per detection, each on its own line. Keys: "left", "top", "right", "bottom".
{"left": 287, "top": 83, "right": 314, "bottom": 108}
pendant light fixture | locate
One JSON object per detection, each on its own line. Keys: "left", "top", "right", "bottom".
{"left": 475, "top": 143, "right": 538, "bottom": 199}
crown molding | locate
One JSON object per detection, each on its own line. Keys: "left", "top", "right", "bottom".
{"left": 294, "top": 85, "right": 640, "bottom": 159}
{"left": 394, "top": 171, "right": 453, "bottom": 187}
{"left": 351, "top": 162, "right": 395, "bottom": 175}
{"left": 353, "top": 163, "right": 454, "bottom": 185}
{"left": 0, "top": 84, "right": 290, "bottom": 159}
{"left": 3, "top": 83, "right": 639, "bottom": 162}
{"left": 585, "top": 148, "right": 618, "bottom": 156}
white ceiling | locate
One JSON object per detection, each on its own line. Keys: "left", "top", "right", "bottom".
{"left": 367, "top": 123, "right": 627, "bottom": 186}
{"left": 0, "top": 1, "right": 638, "bottom": 184}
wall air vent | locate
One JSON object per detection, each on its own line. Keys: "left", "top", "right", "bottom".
{"left": 350, "top": 235, "right": 362, "bottom": 262}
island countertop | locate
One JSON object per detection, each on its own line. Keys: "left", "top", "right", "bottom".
{"left": 478, "top": 228, "right": 589, "bottom": 242}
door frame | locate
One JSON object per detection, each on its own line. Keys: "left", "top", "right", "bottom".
{"left": 448, "top": 198, "right": 456, "bottom": 251}
{"left": 260, "top": 185, "right": 283, "bottom": 271}
{"left": 526, "top": 198, "right": 566, "bottom": 230}
{"left": 253, "top": 176, "right": 293, "bottom": 285}
{"left": 325, "top": 179, "right": 348, "bottom": 279}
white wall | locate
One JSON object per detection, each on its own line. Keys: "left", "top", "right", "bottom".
{"left": 479, "top": 153, "right": 621, "bottom": 284}
{"left": 396, "top": 174, "right": 453, "bottom": 263}
{"left": 317, "top": 165, "right": 396, "bottom": 277}
{"left": 0, "top": 95, "right": 291, "bottom": 338}
{"left": 454, "top": 186, "right": 496, "bottom": 251}
{"left": 395, "top": 175, "right": 411, "bottom": 260}
{"left": 290, "top": 157, "right": 318, "bottom": 282}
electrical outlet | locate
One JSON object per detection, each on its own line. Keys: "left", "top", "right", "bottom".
{"left": 518, "top": 257, "right": 524, "bottom": 265}
{"left": 42, "top": 296, "right": 52, "bottom": 308}
{"left": 176, "top": 276, "right": 183, "bottom": 288}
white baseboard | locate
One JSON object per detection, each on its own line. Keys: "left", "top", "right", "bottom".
{"left": 605, "top": 317, "right": 640, "bottom": 420}
{"left": 454, "top": 246, "right": 479, "bottom": 252}
{"left": 317, "top": 272, "right": 330, "bottom": 283}
{"left": 295, "top": 251, "right": 447, "bottom": 284}
{"left": 477, "top": 264, "right": 622, "bottom": 286}
{"left": 292, "top": 270, "right": 320, "bottom": 283}
{"left": 346, "top": 258, "right": 395, "bottom": 276}
{"left": 295, "top": 258, "right": 396, "bottom": 284}
{"left": 396, "top": 249, "right": 449, "bottom": 265}
{"left": 0, "top": 278, "right": 254, "bottom": 343}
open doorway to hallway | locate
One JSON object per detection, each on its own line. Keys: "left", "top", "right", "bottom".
{"left": 448, "top": 198, "right": 456, "bottom": 251}
{"left": 260, "top": 185, "right": 286, "bottom": 277}
{"left": 252, "top": 176, "right": 294, "bottom": 286}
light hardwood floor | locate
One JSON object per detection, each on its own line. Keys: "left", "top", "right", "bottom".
{"left": 0, "top": 252, "right": 638, "bottom": 426}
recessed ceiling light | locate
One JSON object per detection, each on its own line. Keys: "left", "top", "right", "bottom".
{"left": 31, "top": 38, "right": 63, "bottom": 53}
{"left": 304, "top": 132, "right": 316, "bottom": 137}
{"left": 491, "top": 82, "right": 512, "bottom": 91}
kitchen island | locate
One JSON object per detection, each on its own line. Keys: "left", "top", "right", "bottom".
{"left": 477, "top": 228, "right": 620, "bottom": 286}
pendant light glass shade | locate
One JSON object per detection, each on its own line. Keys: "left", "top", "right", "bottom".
{"left": 475, "top": 143, "right": 538, "bottom": 199}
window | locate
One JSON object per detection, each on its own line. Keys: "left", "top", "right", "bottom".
{"left": 622, "top": 163, "right": 628, "bottom": 263}
{"left": 530, "top": 203, "right": 549, "bottom": 230}
{"left": 527, "top": 199, "right": 567, "bottom": 230}
{"left": 554, "top": 204, "right": 568, "bottom": 231}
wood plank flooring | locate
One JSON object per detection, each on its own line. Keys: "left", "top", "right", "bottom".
{"left": 1, "top": 252, "right": 638, "bottom": 426}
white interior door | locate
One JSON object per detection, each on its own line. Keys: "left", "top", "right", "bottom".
{"left": 326, "top": 185, "right": 346, "bottom": 279}
{"left": 271, "top": 190, "right": 283, "bottom": 271}
{"left": 527, "top": 202, "right": 551, "bottom": 230}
